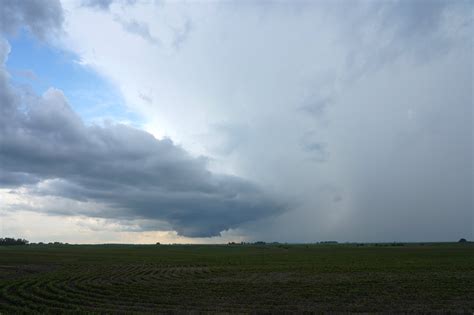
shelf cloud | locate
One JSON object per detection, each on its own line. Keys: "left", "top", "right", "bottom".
{"left": 0, "top": 26, "right": 285, "bottom": 237}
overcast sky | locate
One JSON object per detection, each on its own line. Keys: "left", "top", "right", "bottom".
{"left": 0, "top": 0, "right": 472, "bottom": 243}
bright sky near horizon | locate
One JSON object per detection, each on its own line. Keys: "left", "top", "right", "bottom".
{"left": 0, "top": 0, "right": 472, "bottom": 244}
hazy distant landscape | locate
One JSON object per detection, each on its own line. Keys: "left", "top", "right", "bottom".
{"left": 0, "top": 242, "right": 473, "bottom": 312}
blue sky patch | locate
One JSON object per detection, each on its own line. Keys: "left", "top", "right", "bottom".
{"left": 5, "top": 29, "right": 142, "bottom": 127}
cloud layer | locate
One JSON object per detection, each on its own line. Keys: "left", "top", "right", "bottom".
{"left": 1, "top": 0, "right": 472, "bottom": 242}
{"left": 0, "top": 0, "right": 63, "bottom": 39}
{"left": 60, "top": 0, "right": 472, "bottom": 242}
{"left": 0, "top": 3, "right": 284, "bottom": 237}
{"left": 0, "top": 63, "right": 284, "bottom": 236}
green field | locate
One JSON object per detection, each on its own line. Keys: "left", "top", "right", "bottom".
{"left": 0, "top": 243, "right": 472, "bottom": 313}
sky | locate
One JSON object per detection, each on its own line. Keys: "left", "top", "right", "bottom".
{"left": 0, "top": 0, "right": 472, "bottom": 244}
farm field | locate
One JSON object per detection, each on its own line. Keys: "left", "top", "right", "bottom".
{"left": 0, "top": 243, "right": 473, "bottom": 313}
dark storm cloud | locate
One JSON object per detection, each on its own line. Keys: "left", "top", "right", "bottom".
{"left": 0, "top": 42, "right": 284, "bottom": 237}
{"left": 0, "top": 0, "right": 63, "bottom": 40}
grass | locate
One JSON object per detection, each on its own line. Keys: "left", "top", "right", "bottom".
{"left": 0, "top": 242, "right": 472, "bottom": 313}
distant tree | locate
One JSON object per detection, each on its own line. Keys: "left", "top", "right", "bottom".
{"left": 458, "top": 238, "right": 467, "bottom": 243}
{"left": 390, "top": 242, "right": 404, "bottom": 246}
{"left": 156, "top": 242, "right": 161, "bottom": 245}
{"left": 0, "top": 237, "right": 29, "bottom": 246}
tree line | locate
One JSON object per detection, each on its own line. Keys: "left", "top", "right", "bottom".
{"left": 0, "top": 237, "right": 29, "bottom": 246}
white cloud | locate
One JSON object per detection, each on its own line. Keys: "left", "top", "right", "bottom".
{"left": 57, "top": 1, "right": 472, "bottom": 242}
{"left": 2, "top": 0, "right": 471, "bottom": 242}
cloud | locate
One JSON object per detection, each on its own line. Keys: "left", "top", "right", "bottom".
{"left": 116, "top": 18, "right": 160, "bottom": 45}
{"left": 81, "top": 0, "right": 114, "bottom": 10}
{"left": 12, "top": 69, "right": 39, "bottom": 81}
{"left": 59, "top": 0, "right": 472, "bottom": 242}
{"left": 2, "top": 0, "right": 472, "bottom": 243}
{"left": 336, "top": 0, "right": 471, "bottom": 82}
{"left": 171, "top": 18, "right": 192, "bottom": 50}
{"left": 0, "top": 0, "right": 63, "bottom": 40}
{"left": 0, "top": 41, "right": 285, "bottom": 237}
{"left": 81, "top": 0, "right": 136, "bottom": 11}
